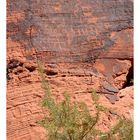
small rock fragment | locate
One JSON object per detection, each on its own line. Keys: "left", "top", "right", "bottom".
{"left": 105, "top": 94, "right": 119, "bottom": 104}
{"left": 103, "top": 81, "right": 119, "bottom": 93}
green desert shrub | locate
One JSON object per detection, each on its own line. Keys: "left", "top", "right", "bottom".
{"left": 99, "top": 118, "right": 133, "bottom": 140}
{"left": 37, "top": 62, "right": 133, "bottom": 140}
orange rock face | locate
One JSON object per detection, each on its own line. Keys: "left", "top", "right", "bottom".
{"left": 7, "top": 0, "right": 133, "bottom": 139}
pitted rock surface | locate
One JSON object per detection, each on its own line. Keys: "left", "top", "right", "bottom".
{"left": 7, "top": 0, "right": 133, "bottom": 140}
{"left": 7, "top": 0, "right": 133, "bottom": 62}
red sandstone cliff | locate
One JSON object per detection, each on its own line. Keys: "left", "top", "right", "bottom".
{"left": 7, "top": 0, "right": 133, "bottom": 139}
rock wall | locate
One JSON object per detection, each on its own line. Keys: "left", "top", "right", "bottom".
{"left": 7, "top": 0, "right": 133, "bottom": 140}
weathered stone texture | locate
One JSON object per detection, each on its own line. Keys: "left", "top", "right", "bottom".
{"left": 7, "top": 0, "right": 133, "bottom": 139}
{"left": 7, "top": 0, "right": 133, "bottom": 62}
